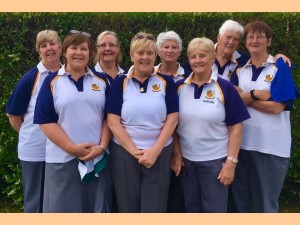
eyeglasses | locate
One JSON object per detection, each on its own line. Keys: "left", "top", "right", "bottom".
{"left": 97, "top": 43, "right": 118, "bottom": 49}
{"left": 134, "top": 33, "right": 156, "bottom": 41}
{"left": 246, "top": 35, "right": 267, "bottom": 41}
{"left": 69, "top": 30, "right": 91, "bottom": 38}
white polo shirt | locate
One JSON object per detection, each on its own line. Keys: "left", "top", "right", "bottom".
{"left": 93, "top": 62, "right": 126, "bottom": 86}
{"left": 154, "top": 62, "right": 190, "bottom": 82}
{"left": 213, "top": 44, "right": 249, "bottom": 81}
{"left": 176, "top": 72, "right": 250, "bottom": 162}
{"left": 6, "top": 62, "right": 55, "bottom": 161}
{"left": 235, "top": 55, "right": 292, "bottom": 158}
{"left": 105, "top": 65, "right": 179, "bottom": 149}
{"left": 34, "top": 65, "right": 108, "bottom": 163}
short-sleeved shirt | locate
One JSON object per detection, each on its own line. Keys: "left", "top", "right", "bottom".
{"left": 6, "top": 62, "right": 56, "bottom": 161}
{"left": 232, "top": 55, "right": 292, "bottom": 158}
{"left": 34, "top": 65, "right": 108, "bottom": 163}
{"left": 105, "top": 65, "right": 179, "bottom": 149}
{"left": 154, "top": 62, "right": 191, "bottom": 82}
{"left": 91, "top": 62, "right": 126, "bottom": 86}
{"left": 176, "top": 72, "right": 250, "bottom": 162}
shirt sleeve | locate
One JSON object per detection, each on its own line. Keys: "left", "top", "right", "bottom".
{"left": 104, "top": 75, "right": 125, "bottom": 116}
{"left": 33, "top": 73, "right": 59, "bottom": 124}
{"left": 6, "top": 67, "right": 38, "bottom": 115}
{"left": 218, "top": 79, "right": 250, "bottom": 126}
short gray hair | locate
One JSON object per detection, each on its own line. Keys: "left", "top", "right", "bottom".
{"left": 219, "top": 20, "right": 244, "bottom": 38}
{"left": 156, "top": 31, "right": 182, "bottom": 52}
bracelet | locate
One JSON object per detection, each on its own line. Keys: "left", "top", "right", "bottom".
{"left": 250, "top": 90, "right": 259, "bottom": 100}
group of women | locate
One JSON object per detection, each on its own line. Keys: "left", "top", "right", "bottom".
{"left": 6, "top": 19, "right": 299, "bottom": 213}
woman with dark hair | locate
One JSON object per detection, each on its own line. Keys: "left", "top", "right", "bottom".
{"left": 34, "top": 30, "right": 112, "bottom": 212}
{"left": 230, "top": 21, "right": 300, "bottom": 212}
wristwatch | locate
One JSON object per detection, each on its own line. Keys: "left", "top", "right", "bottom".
{"left": 250, "top": 90, "right": 259, "bottom": 100}
{"left": 227, "top": 156, "right": 238, "bottom": 164}
{"left": 99, "top": 144, "right": 106, "bottom": 153}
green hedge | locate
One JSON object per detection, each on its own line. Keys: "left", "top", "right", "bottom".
{"left": 0, "top": 12, "right": 299, "bottom": 208}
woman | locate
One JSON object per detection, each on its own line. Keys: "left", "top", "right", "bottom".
{"left": 92, "top": 30, "right": 127, "bottom": 85}
{"left": 155, "top": 30, "right": 189, "bottom": 212}
{"left": 183, "top": 20, "right": 291, "bottom": 82}
{"left": 174, "top": 37, "right": 250, "bottom": 212}
{"left": 155, "top": 31, "right": 190, "bottom": 82}
{"left": 230, "top": 21, "right": 300, "bottom": 213}
{"left": 105, "top": 32, "right": 179, "bottom": 212}
{"left": 34, "top": 30, "right": 112, "bottom": 212}
{"left": 6, "top": 30, "right": 62, "bottom": 213}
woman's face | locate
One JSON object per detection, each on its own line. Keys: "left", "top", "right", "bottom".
{"left": 246, "top": 31, "right": 271, "bottom": 55}
{"left": 97, "top": 34, "right": 119, "bottom": 63}
{"left": 131, "top": 45, "right": 156, "bottom": 77}
{"left": 39, "top": 39, "right": 61, "bottom": 66}
{"left": 189, "top": 49, "right": 214, "bottom": 76}
{"left": 65, "top": 41, "right": 89, "bottom": 71}
{"left": 159, "top": 39, "right": 180, "bottom": 64}
{"left": 217, "top": 30, "right": 241, "bottom": 58}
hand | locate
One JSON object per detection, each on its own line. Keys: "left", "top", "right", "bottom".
{"left": 274, "top": 54, "right": 291, "bottom": 67}
{"left": 135, "top": 149, "right": 159, "bottom": 168}
{"left": 78, "top": 144, "right": 104, "bottom": 161}
{"left": 171, "top": 152, "right": 184, "bottom": 176}
{"left": 217, "top": 162, "right": 236, "bottom": 186}
{"left": 73, "top": 143, "right": 94, "bottom": 158}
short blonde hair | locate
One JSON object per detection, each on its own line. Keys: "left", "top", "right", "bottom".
{"left": 187, "top": 37, "right": 215, "bottom": 59}
{"left": 94, "top": 30, "right": 123, "bottom": 65}
{"left": 130, "top": 32, "right": 158, "bottom": 56}
{"left": 35, "top": 30, "right": 62, "bottom": 53}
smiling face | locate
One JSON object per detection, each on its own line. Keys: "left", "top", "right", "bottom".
{"left": 189, "top": 49, "right": 215, "bottom": 77}
{"left": 246, "top": 30, "right": 271, "bottom": 55}
{"left": 217, "top": 30, "right": 241, "bottom": 58}
{"left": 97, "top": 34, "right": 119, "bottom": 64}
{"left": 131, "top": 45, "right": 156, "bottom": 78}
{"left": 159, "top": 39, "right": 180, "bottom": 64}
{"left": 65, "top": 41, "right": 90, "bottom": 72}
{"left": 39, "top": 39, "right": 61, "bottom": 66}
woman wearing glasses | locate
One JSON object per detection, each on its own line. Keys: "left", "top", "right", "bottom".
{"left": 6, "top": 30, "right": 61, "bottom": 213}
{"left": 105, "top": 32, "right": 179, "bottom": 212}
{"left": 34, "top": 30, "right": 112, "bottom": 212}
{"left": 92, "top": 31, "right": 127, "bottom": 85}
{"left": 230, "top": 21, "right": 300, "bottom": 212}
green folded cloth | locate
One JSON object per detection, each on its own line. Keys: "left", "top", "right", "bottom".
{"left": 77, "top": 151, "right": 109, "bottom": 184}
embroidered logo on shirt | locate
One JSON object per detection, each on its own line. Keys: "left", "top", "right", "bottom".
{"left": 205, "top": 90, "right": 215, "bottom": 99}
{"left": 91, "top": 84, "right": 100, "bottom": 91}
{"left": 264, "top": 74, "right": 274, "bottom": 82}
{"left": 152, "top": 84, "right": 161, "bottom": 92}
